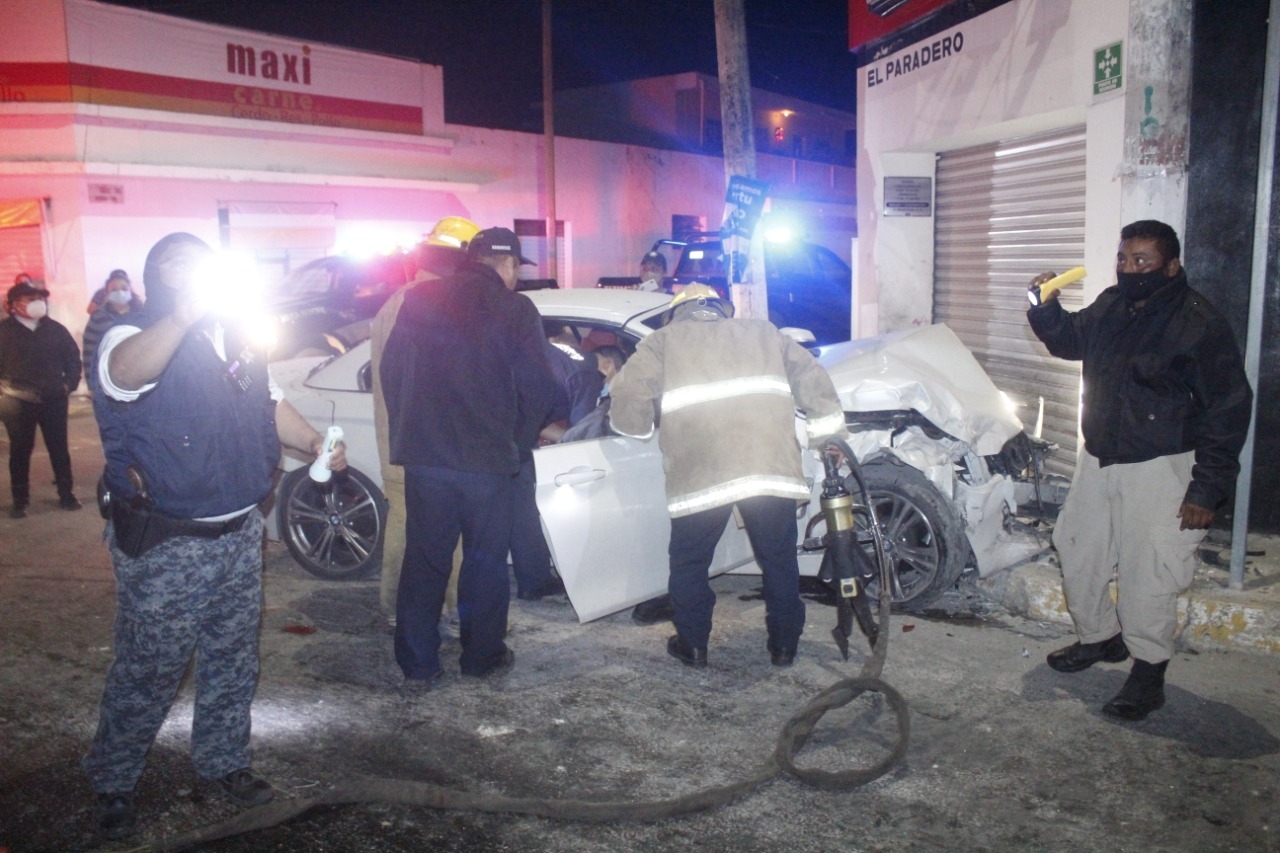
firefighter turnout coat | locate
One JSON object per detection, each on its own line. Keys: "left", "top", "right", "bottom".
{"left": 609, "top": 308, "right": 847, "bottom": 518}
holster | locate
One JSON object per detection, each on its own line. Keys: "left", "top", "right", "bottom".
{"left": 109, "top": 498, "right": 251, "bottom": 559}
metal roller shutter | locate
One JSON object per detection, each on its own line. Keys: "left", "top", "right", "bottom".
{"left": 933, "top": 125, "right": 1086, "bottom": 477}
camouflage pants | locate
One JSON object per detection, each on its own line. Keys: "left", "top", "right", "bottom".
{"left": 83, "top": 510, "right": 265, "bottom": 794}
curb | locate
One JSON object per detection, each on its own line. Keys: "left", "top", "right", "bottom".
{"left": 984, "top": 551, "right": 1280, "bottom": 657}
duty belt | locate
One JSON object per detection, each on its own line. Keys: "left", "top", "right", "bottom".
{"left": 109, "top": 498, "right": 252, "bottom": 559}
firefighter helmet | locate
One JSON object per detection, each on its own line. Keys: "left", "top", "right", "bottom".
{"left": 663, "top": 283, "right": 734, "bottom": 324}
{"left": 425, "top": 216, "right": 481, "bottom": 250}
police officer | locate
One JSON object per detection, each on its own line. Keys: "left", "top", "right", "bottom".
{"left": 371, "top": 216, "right": 480, "bottom": 619}
{"left": 83, "top": 233, "right": 345, "bottom": 840}
{"left": 381, "top": 227, "right": 557, "bottom": 688}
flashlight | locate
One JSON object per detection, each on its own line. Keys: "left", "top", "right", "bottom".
{"left": 1028, "top": 266, "right": 1086, "bottom": 306}
{"left": 187, "top": 252, "right": 278, "bottom": 350}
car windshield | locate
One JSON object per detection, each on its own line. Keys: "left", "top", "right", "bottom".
{"left": 677, "top": 242, "right": 725, "bottom": 278}
{"left": 276, "top": 262, "right": 336, "bottom": 300}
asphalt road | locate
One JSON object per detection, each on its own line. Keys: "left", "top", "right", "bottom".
{"left": 2, "top": 400, "right": 1279, "bottom": 852}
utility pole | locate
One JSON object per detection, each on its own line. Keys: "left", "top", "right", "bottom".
{"left": 542, "top": 0, "right": 558, "bottom": 285}
{"left": 713, "top": 0, "right": 762, "bottom": 318}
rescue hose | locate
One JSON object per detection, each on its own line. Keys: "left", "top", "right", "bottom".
{"left": 131, "top": 440, "right": 909, "bottom": 852}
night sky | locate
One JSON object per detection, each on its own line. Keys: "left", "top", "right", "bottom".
{"left": 101, "top": 0, "right": 858, "bottom": 131}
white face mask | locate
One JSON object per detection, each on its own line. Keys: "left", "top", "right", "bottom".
{"left": 22, "top": 299, "right": 48, "bottom": 320}
{"left": 106, "top": 289, "right": 132, "bottom": 306}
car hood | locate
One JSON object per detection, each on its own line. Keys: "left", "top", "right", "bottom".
{"left": 817, "top": 323, "right": 1023, "bottom": 457}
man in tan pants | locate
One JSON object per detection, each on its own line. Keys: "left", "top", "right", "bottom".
{"left": 1027, "top": 220, "right": 1252, "bottom": 721}
{"left": 371, "top": 217, "right": 479, "bottom": 620}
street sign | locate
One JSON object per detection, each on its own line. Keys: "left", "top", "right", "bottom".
{"left": 723, "top": 175, "right": 769, "bottom": 238}
{"left": 1094, "top": 42, "right": 1123, "bottom": 96}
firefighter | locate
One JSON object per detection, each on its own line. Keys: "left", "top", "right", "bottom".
{"left": 610, "top": 285, "right": 847, "bottom": 667}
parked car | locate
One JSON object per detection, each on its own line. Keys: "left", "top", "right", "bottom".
{"left": 268, "top": 288, "right": 1056, "bottom": 621}
{"left": 597, "top": 233, "right": 853, "bottom": 346}
{"left": 268, "top": 252, "right": 412, "bottom": 359}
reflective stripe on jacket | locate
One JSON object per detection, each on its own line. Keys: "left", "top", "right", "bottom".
{"left": 610, "top": 311, "right": 847, "bottom": 517}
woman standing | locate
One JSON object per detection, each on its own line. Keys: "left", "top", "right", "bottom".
{"left": 82, "top": 271, "right": 142, "bottom": 382}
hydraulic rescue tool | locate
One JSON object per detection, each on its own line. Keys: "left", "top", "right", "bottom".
{"left": 813, "top": 437, "right": 893, "bottom": 660}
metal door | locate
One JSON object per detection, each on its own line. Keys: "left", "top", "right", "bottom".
{"left": 933, "top": 126, "right": 1087, "bottom": 476}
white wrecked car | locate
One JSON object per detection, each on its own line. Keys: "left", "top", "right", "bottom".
{"left": 269, "top": 288, "right": 1055, "bottom": 621}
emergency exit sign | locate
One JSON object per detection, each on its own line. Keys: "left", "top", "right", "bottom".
{"left": 1094, "top": 42, "right": 1123, "bottom": 96}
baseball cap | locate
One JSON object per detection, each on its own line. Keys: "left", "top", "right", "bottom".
{"left": 468, "top": 227, "right": 535, "bottom": 266}
{"left": 7, "top": 280, "right": 51, "bottom": 303}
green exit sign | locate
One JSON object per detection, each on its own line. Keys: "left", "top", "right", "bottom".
{"left": 1095, "top": 42, "right": 1123, "bottom": 95}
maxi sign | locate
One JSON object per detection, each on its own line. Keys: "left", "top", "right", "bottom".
{"left": 0, "top": 0, "right": 423, "bottom": 135}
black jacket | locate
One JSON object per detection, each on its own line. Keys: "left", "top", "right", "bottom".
{"left": 1027, "top": 270, "right": 1253, "bottom": 510}
{"left": 380, "top": 262, "right": 558, "bottom": 475}
{"left": 0, "top": 315, "right": 81, "bottom": 402}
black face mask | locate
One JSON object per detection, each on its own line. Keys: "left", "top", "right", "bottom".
{"left": 1116, "top": 268, "right": 1171, "bottom": 303}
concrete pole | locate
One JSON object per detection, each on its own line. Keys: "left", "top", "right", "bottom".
{"left": 1119, "top": 0, "right": 1192, "bottom": 228}
{"left": 713, "top": 0, "right": 756, "bottom": 184}
{"left": 713, "top": 0, "right": 761, "bottom": 317}
{"left": 542, "top": 0, "right": 558, "bottom": 285}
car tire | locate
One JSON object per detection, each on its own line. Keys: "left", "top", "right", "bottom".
{"left": 851, "top": 455, "right": 969, "bottom": 611}
{"left": 277, "top": 465, "right": 387, "bottom": 581}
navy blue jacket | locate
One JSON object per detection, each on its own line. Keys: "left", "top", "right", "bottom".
{"left": 380, "top": 262, "right": 558, "bottom": 474}
{"left": 93, "top": 310, "right": 280, "bottom": 518}
{"left": 546, "top": 341, "right": 604, "bottom": 427}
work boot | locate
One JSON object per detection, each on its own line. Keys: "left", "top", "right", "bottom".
{"left": 213, "top": 768, "right": 276, "bottom": 806}
{"left": 96, "top": 792, "right": 136, "bottom": 840}
{"left": 632, "top": 595, "right": 675, "bottom": 625}
{"left": 1102, "top": 659, "right": 1168, "bottom": 721}
{"left": 517, "top": 576, "right": 566, "bottom": 601}
{"left": 767, "top": 641, "right": 797, "bottom": 667}
{"left": 666, "top": 634, "right": 707, "bottom": 668}
{"left": 1046, "top": 633, "right": 1129, "bottom": 673}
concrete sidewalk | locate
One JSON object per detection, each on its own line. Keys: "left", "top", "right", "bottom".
{"left": 985, "top": 532, "right": 1280, "bottom": 656}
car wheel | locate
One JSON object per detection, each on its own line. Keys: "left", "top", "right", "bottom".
{"left": 277, "top": 465, "right": 387, "bottom": 581}
{"left": 851, "top": 456, "right": 968, "bottom": 611}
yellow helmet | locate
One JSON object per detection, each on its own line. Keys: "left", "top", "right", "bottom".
{"left": 426, "top": 216, "right": 481, "bottom": 249}
{"left": 663, "top": 283, "right": 734, "bottom": 324}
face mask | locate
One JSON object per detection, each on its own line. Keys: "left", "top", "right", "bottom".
{"left": 1116, "top": 269, "right": 1170, "bottom": 303}
{"left": 23, "top": 300, "right": 48, "bottom": 319}
{"left": 107, "top": 290, "right": 132, "bottom": 306}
